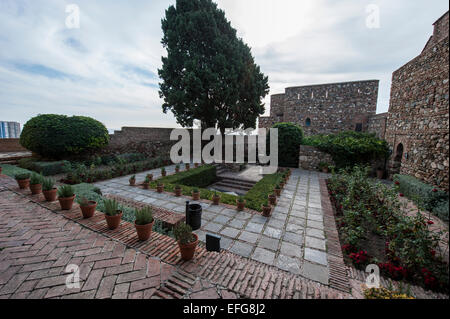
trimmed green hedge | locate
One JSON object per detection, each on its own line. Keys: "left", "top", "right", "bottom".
{"left": 157, "top": 165, "right": 218, "bottom": 188}
{"left": 303, "top": 131, "right": 389, "bottom": 168}
{"left": 267, "top": 123, "right": 304, "bottom": 168}
{"left": 394, "top": 174, "right": 449, "bottom": 222}
{"left": 20, "top": 114, "right": 109, "bottom": 159}
{"left": 151, "top": 165, "right": 284, "bottom": 212}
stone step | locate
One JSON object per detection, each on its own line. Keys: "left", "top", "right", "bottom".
{"left": 213, "top": 182, "right": 253, "bottom": 192}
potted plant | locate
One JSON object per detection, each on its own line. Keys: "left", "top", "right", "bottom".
{"left": 279, "top": 180, "right": 285, "bottom": 189}
{"left": 268, "top": 193, "right": 277, "bottom": 205}
{"left": 146, "top": 173, "right": 153, "bottom": 181}
{"left": 236, "top": 196, "right": 246, "bottom": 211}
{"left": 15, "top": 173, "right": 31, "bottom": 189}
{"left": 174, "top": 223, "right": 198, "bottom": 261}
{"left": 161, "top": 167, "right": 166, "bottom": 177}
{"left": 192, "top": 188, "right": 200, "bottom": 200}
{"left": 212, "top": 191, "right": 221, "bottom": 205}
{"left": 103, "top": 199, "right": 122, "bottom": 230}
{"left": 134, "top": 206, "right": 154, "bottom": 241}
{"left": 78, "top": 197, "right": 97, "bottom": 219}
{"left": 29, "top": 173, "right": 43, "bottom": 195}
{"left": 129, "top": 175, "right": 136, "bottom": 186}
{"left": 262, "top": 201, "right": 272, "bottom": 217}
{"left": 156, "top": 181, "right": 164, "bottom": 193}
{"left": 185, "top": 163, "right": 190, "bottom": 171}
{"left": 57, "top": 185, "right": 76, "bottom": 210}
{"left": 143, "top": 176, "right": 150, "bottom": 189}
{"left": 42, "top": 178, "right": 57, "bottom": 202}
{"left": 274, "top": 184, "right": 281, "bottom": 197}
{"left": 174, "top": 184, "right": 182, "bottom": 197}
{"left": 194, "top": 163, "right": 199, "bottom": 168}
{"left": 319, "top": 162, "right": 329, "bottom": 173}
{"left": 376, "top": 166, "right": 384, "bottom": 179}
{"left": 175, "top": 164, "right": 180, "bottom": 173}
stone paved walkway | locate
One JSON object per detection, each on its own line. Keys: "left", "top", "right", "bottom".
{"left": 94, "top": 166, "right": 331, "bottom": 285}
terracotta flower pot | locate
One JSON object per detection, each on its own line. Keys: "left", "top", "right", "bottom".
{"left": 194, "top": 163, "right": 199, "bottom": 168}
{"left": 376, "top": 169, "right": 384, "bottom": 179}
{"left": 17, "top": 179, "right": 30, "bottom": 189}
{"left": 185, "top": 164, "right": 190, "bottom": 170}
{"left": 30, "top": 183, "right": 42, "bottom": 195}
{"left": 43, "top": 188, "right": 57, "bottom": 202}
{"left": 129, "top": 179, "right": 136, "bottom": 186}
{"left": 274, "top": 188, "right": 281, "bottom": 197}
{"left": 105, "top": 211, "right": 123, "bottom": 230}
{"left": 175, "top": 188, "right": 182, "bottom": 197}
{"left": 178, "top": 233, "right": 198, "bottom": 261}
{"left": 147, "top": 175, "right": 153, "bottom": 181}
{"left": 262, "top": 205, "right": 272, "bottom": 217}
{"left": 268, "top": 194, "right": 277, "bottom": 205}
{"left": 80, "top": 201, "right": 97, "bottom": 219}
{"left": 280, "top": 182, "right": 285, "bottom": 189}
{"left": 175, "top": 168, "right": 180, "bottom": 173}
{"left": 212, "top": 195, "right": 221, "bottom": 205}
{"left": 236, "top": 200, "right": 246, "bottom": 211}
{"left": 161, "top": 171, "right": 166, "bottom": 177}
{"left": 322, "top": 167, "right": 329, "bottom": 173}
{"left": 135, "top": 220, "right": 154, "bottom": 241}
{"left": 157, "top": 185, "right": 164, "bottom": 193}
{"left": 143, "top": 182, "right": 149, "bottom": 189}
{"left": 192, "top": 192, "right": 200, "bottom": 201}
{"left": 58, "top": 195, "right": 76, "bottom": 210}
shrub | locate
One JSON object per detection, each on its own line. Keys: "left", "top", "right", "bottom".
{"left": 364, "top": 287, "right": 414, "bottom": 299}
{"left": 18, "top": 158, "right": 38, "bottom": 170}
{"left": 57, "top": 185, "right": 74, "bottom": 198}
{"left": 174, "top": 223, "right": 194, "bottom": 245}
{"left": 394, "top": 174, "right": 449, "bottom": 222}
{"left": 20, "top": 114, "right": 109, "bottom": 158}
{"left": 157, "top": 165, "right": 217, "bottom": 188}
{"left": 30, "top": 173, "right": 43, "bottom": 185}
{"left": 303, "top": 131, "right": 389, "bottom": 169}
{"left": 267, "top": 122, "right": 304, "bottom": 168}
{"left": 33, "top": 161, "right": 71, "bottom": 176}
{"left": 0, "top": 164, "right": 32, "bottom": 178}
{"left": 103, "top": 199, "right": 120, "bottom": 216}
{"left": 42, "top": 178, "right": 55, "bottom": 191}
{"left": 135, "top": 207, "right": 153, "bottom": 225}
{"left": 15, "top": 172, "right": 30, "bottom": 180}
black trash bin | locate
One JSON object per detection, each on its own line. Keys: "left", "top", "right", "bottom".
{"left": 185, "top": 201, "right": 202, "bottom": 231}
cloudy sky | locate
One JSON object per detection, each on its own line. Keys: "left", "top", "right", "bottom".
{"left": 0, "top": 0, "right": 448, "bottom": 131}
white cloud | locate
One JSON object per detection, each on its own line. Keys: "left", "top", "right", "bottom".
{"left": 0, "top": 0, "right": 448, "bottom": 128}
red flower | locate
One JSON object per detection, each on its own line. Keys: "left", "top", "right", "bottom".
{"left": 430, "top": 249, "right": 436, "bottom": 257}
{"left": 427, "top": 220, "right": 434, "bottom": 225}
{"left": 399, "top": 193, "right": 404, "bottom": 197}
{"left": 394, "top": 181, "right": 400, "bottom": 185}
{"left": 432, "top": 188, "right": 438, "bottom": 193}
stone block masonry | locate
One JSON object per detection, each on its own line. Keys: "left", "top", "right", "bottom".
{"left": 299, "top": 146, "right": 334, "bottom": 171}
{"left": 385, "top": 11, "right": 449, "bottom": 191}
{"left": 259, "top": 80, "right": 379, "bottom": 136}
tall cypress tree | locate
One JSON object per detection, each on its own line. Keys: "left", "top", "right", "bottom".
{"left": 158, "top": 0, "right": 269, "bottom": 133}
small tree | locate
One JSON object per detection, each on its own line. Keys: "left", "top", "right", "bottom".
{"left": 158, "top": 0, "right": 269, "bottom": 133}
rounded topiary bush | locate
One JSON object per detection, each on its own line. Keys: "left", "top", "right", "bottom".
{"left": 267, "top": 122, "right": 304, "bottom": 168}
{"left": 20, "top": 114, "right": 109, "bottom": 159}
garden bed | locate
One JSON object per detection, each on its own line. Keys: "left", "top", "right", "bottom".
{"left": 327, "top": 166, "right": 449, "bottom": 293}
{"left": 142, "top": 165, "right": 287, "bottom": 212}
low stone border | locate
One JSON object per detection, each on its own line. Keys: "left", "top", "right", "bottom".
{"left": 319, "top": 178, "right": 351, "bottom": 293}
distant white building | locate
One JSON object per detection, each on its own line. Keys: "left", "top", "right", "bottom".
{"left": 0, "top": 121, "right": 21, "bottom": 138}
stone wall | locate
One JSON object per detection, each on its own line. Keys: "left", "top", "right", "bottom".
{"left": 298, "top": 145, "right": 334, "bottom": 171}
{"left": 367, "top": 112, "right": 388, "bottom": 139}
{"left": 103, "top": 127, "right": 177, "bottom": 158}
{"left": 385, "top": 11, "right": 449, "bottom": 191}
{"left": 0, "top": 139, "right": 27, "bottom": 152}
{"left": 258, "top": 80, "right": 379, "bottom": 136}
